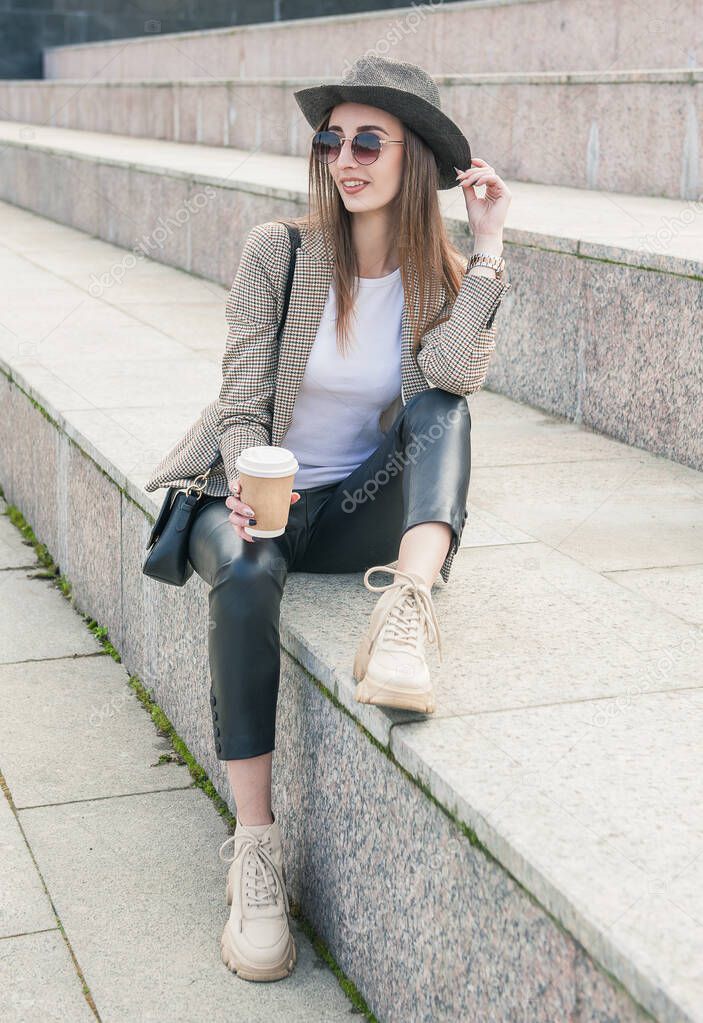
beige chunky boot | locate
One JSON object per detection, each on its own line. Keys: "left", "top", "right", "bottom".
{"left": 217, "top": 813, "right": 296, "bottom": 981}
{"left": 353, "top": 563, "right": 443, "bottom": 713}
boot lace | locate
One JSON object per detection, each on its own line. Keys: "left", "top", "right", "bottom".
{"left": 218, "top": 833, "right": 290, "bottom": 913}
{"left": 364, "top": 564, "right": 443, "bottom": 664}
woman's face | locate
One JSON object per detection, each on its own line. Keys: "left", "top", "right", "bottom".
{"left": 324, "top": 102, "right": 405, "bottom": 212}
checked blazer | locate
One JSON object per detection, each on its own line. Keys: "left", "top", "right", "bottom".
{"left": 144, "top": 218, "right": 512, "bottom": 583}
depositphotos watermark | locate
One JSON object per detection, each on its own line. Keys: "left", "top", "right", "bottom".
{"left": 88, "top": 184, "right": 217, "bottom": 297}
{"left": 340, "top": 405, "right": 465, "bottom": 513}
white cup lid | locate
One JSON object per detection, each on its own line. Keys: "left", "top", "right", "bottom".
{"left": 235, "top": 445, "right": 299, "bottom": 478}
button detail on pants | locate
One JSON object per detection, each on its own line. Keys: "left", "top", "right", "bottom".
{"left": 216, "top": 741, "right": 222, "bottom": 754}
{"left": 210, "top": 694, "right": 217, "bottom": 706}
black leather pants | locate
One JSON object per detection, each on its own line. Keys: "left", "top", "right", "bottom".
{"left": 187, "top": 387, "right": 471, "bottom": 760}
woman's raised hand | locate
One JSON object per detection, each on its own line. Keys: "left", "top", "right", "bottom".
{"left": 225, "top": 479, "right": 301, "bottom": 543}
{"left": 454, "top": 158, "right": 511, "bottom": 240}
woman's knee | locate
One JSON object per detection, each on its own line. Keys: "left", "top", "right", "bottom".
{"left": 403, "top": 387, "right": 471, "bottom": 437}
{"left": 211, "top": 545, "right": 287, "bottom": 607}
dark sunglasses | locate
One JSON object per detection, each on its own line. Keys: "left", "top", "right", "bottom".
{"left": 312, "top": 130, "right": 405, "bottom": 166}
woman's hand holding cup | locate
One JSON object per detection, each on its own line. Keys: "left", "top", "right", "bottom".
{"left": 226, "top": 479, "right": 300, "bottom": 543}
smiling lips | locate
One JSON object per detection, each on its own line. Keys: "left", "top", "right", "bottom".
{"left": 341, "top": 179, "right": 369, "bottom": 193}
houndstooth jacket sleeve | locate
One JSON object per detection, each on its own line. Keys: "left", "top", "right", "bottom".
{"left": 215, "top": 223, "right": 281, "bottom": 487}
{"left": 415, "top": 268, "right": 512, "bottom": 396}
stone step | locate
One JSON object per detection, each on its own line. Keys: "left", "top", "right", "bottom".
{"left": 1, "top": 68, "right": 700, "bottom": 199}
{"left": 1, "top": 201, "right": 701, "bottom": 1023}
{"left": 43, "top": 0, "right": 699, "bottom": 80}
{"left": 0, "top": 120, "right": 699, "bottom": 472}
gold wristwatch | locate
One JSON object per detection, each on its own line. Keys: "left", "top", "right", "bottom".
{"left": 466, "top": 252, "right": 506, "bottom": 282}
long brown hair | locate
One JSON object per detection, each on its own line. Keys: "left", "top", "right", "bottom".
{"left": 280, "top": 110, "right": 467, "bottom": 360}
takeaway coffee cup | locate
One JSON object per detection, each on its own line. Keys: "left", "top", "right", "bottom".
{"left": 235, "top": 445, "right": 299, "bottom": 538}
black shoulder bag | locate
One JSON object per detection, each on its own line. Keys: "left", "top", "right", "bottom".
{"left": 142, "top": 223, "right": 301, "bottom": 587}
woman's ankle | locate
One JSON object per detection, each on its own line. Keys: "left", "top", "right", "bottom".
{"left": 237, "top": 812, "right": 274, "bottom": 827}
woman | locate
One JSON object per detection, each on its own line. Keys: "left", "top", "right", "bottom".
{"left": 144, "top": 55, "right": 511, "bottom": 983}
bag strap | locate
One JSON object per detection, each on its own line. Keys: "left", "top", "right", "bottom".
{"left": 277, "top": 223, "right": 301, "bottom": 347}
{"left": 196, "top": 222, "right": 302, "bottom": 481}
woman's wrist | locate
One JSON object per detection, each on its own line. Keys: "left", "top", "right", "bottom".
{"left": 471, "top": 234, "right": 504, "bottom": 257}
{"left": 467, "top": 235, "right": 505, "bottom": 280}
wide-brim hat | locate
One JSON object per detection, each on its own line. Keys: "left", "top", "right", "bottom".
{"left": 293, "top": 55, "right": 471, "bottom": 191}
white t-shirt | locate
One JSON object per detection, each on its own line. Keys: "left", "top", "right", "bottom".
{"left": 281, "top": 266, "right": 403, "bottom": 489}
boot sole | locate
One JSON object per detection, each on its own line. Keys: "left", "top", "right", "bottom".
{"left": 353, "top": 674, "right": 436, "bottom": 713}
{"left": 221, "top": 924, "right": 297, "bottom": 982}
